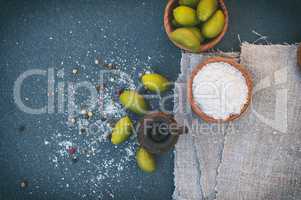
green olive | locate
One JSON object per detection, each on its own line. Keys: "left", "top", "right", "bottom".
{"left": 141, "top": 73, "right": 170, "bottom": 93}
{"left": 136, "top": 147, "right": 156, "bottom": 173}
{"left": 170, "top": 27, "right": 201, "bottom": 52}
{"left": 173, "top": 6, "right": 199, "bottom": 26}
{"left": 119, "top": 90, "right": 148, "bottom": 115}
{"left": 187, "top": 27, "right": 204, "bottom": 43}
{"left": 111, "top": 116, "right": 133, "bottom": 145}
{"left": 197, "top": 0, "right": 218, "bottom": 22}
{"left": 202, "top": 10, "right": 225, "bottom": 39}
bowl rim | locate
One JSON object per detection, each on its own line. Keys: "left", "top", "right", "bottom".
{"left": 187, "top": 57, "right": 253, "bottom": 123}
{"left": 164, "top": 0, "right": 229, "bottom": 53}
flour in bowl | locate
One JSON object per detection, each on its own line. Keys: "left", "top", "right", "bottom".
{"left": 192, "top": 62, "right": 248, "bottom": 120}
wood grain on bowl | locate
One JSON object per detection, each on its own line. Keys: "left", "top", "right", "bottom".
{"left": 187, "top": 57, "right": 253, "bottom": 123}
{"left": 164, "top": 0, "right": 228, "bottom": 53}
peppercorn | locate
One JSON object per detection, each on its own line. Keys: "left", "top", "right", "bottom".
{"left": 20, "top": 180, "right": 28, "bottom": 188}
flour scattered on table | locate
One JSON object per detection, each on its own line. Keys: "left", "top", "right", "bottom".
{"left": 33, "top": 50, "right": 154, "bottom": 199}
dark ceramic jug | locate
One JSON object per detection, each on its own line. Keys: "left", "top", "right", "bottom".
{"left": 137, "top": 112, "right": 187, "bottom": 154}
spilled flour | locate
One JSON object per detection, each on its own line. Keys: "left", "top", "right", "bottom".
{"left": 35, "top": 50, "right": 155, "bottom": 198}
{"left": 192, "top": 62, "right": 248, "bottom": 120}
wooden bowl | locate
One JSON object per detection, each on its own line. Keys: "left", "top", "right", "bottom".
{"left": 187, "top": 57, "right": 253, "bottom": 123}
{"left": 297, "top": 44, "right": 301, "bottom": 67}
{"left": 164, "top": 0, "right": 229, "bottom": 53}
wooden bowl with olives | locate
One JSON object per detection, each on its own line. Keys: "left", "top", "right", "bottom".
{"left": 164, "top": 0, "right": 228, "bottom": 53}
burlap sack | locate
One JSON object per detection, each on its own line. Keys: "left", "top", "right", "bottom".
{"left": 173, "top": 52, "right": 239, "bottom": 200}
{"left": 173, "top": 43, "right": 301, "bottom": 200}
{"left": 216, "top": 43, "right": 301, "bottom": 200}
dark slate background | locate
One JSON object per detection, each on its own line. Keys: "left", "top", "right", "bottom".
{"left": 0, "top": 0, "right": 300, "bottom": 199}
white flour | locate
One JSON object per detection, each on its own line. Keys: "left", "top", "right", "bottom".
{"left": 192, "top": 62, "right": 248, "bottom": 120}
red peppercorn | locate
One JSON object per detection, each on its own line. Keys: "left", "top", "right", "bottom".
{"left": 67, "top": 147, "right": 76, "bottom": 155}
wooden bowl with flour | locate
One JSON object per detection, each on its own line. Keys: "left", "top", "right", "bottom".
{"left": 187, "top": 57, "right": 253, "bottom": 123}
